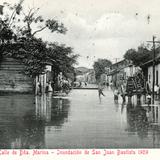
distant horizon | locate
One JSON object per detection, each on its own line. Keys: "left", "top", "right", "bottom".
{"left": 74, "top": 57, "right": 124, "bottom": 69}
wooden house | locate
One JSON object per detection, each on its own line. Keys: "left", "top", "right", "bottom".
{"left": 0, "top": 57, "right": 34, "bottom": 93}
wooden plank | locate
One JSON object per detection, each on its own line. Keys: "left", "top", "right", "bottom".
{"left": 0, "top": 58, "right": 34, "bottom": 93}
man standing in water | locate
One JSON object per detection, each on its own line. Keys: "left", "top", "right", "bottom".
{"left": 98, "top": 83, "right": 105, "bottom": 98}
{"left": 120, "top": 84, "right": 126, "bottom": 103}
{"left": 113, "top": 88, "right": 119, "bottom": 102}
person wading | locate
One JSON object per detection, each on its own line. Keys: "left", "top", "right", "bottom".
{"left": 98, "top": 84, "right": 105, "bottom": 98}
{"left": 114, "top": 88, "right": 119, "bottom": 102}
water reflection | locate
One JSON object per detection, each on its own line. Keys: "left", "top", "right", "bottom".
{"left": 12, "top": 114, "right": 45, "bottom": 149}
{"left": 51, "top": 97, "right": 70, "bottom": 127}
{"left": 1, "top": 90, "right": 160, "bottom": 148}
{"left": 147, "top": 105, "right": 160, "bottom": 147}
{"left": 120, "top": 102, "right": 126, "bottom": 114}
{"left": 126, "top": 104, "right": 149, "bottom": 138}
{"left": 125, "top": 102, "right": 160, "bottom": 147}
{"left": 35, "top": 93, "right": 70, "bottom": 127}
{"left": 0, "top": 93, "right": 70, "bottom": 149}
{"left": 0, "top": 94, "right": 45, "bottom": 149}
{"left": 35, "top": 93, "right": 52, "bottom": 122}
{"left": 146, "top": 105, "right": 160, "bottom": 125}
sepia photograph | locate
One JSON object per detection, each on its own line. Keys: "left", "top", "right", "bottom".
{"left": 0, "top": 0, "right": 160, "bottom": 152}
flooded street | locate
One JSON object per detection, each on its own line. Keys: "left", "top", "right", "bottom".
{"left": 0, "top": 88, "right": 160, "bottom": 149}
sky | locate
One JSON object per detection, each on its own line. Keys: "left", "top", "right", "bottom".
{"left": 3, "top": 0, "right": 160, "bottom": 68}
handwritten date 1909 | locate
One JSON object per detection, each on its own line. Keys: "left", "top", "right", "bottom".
{"left": 138, "top": 150, "right": 148, "bottom": 155}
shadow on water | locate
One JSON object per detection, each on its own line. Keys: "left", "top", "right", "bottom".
{"left": 126, "top": 104, "right": 149, "bottom": 138}
{"left": 126, "top": 102, "right": 160, "bottom": 147}
{"left": 0, "top": 93, "right": 70, "bottom": 149}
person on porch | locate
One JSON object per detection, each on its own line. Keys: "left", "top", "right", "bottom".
{"left": 46, "top": 80, "right": 53, "bottom": 92}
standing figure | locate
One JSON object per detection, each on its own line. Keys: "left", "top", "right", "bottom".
{"left": 154, "top": 84, "right": 159, "bottom": 99}
{"left": 46, "top": 81, "right": 53, "bottom": 92}
{"left": 114, "top": 88, "right": 119, "bottom": 101}
{"left": 79, "top": 82, "right": 82, "bottom": 87}
{"left": 120, "top": 84, "right": 126, "bottom": 103}
{"left": 98, "top": 84, "right": 105, "bottom": 98}
{"left": 36, "top": 81, "right": 42, "bottom": 95}
{"left": 146, "top": 81, "right": 151, "bottom": 93}
{"left": 110, "top": 81, "right": 113, "bottom": 90}
{"left": 146, "top": 93, "right": 151, "bottom": 105}
{"left": 62, "top": 79, "right": 70, "bottom": 94}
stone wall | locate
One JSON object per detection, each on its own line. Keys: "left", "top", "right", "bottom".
{"left": 0, "top": 58, "right": 34, "bottom": 93}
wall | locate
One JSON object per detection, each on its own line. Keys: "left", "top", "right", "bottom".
{"left": 110, "top": 65, "right": 139, "bottom": 88}
{"left": 0, "top": 58, "right": 34, "bottom": 93}
{"left": 124, "top": 65, "right": 140, "bottom": 78}
{"left": 148, "top": 64, "right": 160, "bottom": 90}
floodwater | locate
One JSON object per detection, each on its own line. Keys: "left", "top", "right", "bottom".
{"left": 0, "top": 88, "right": 160, "bottom": 149}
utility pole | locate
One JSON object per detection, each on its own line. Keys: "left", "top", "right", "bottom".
{"left": 152, "top": 36, "right": 156, "bottom": 104}
{"left": 113, "top": 58, "right": 120, "bottom": 88}
{"left": 113, "top": 58, "right": 120, "bottom": 63}
{"left": 147, "top": 36, "right": 160, "bottom": 104}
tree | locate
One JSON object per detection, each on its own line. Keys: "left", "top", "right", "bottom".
{"left": 124, "top": 45, "right": 152, "bottom": 66}
{"left": 1, "top": 37, "right": 48, "bottom": 76}
{"left": 0, "top": 0, "right": 24, "bottom": 42}
{"left": 46, "top": 43, "right": 79, "bottom": 78}
{"left": 93, "top": 58, "right": 112, "bottom": 81}
{"left": 0, "top": 1, "right": 78, "bottom": 79}
{"left": 1, "top": 35, "right": 79, "bottom": 78}
{"left": 1, "top": 1, "right": 67, "bottom": 38}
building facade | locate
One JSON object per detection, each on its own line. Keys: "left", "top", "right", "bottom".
{"left": 0, "top": 58, "right": 34, "bottom": 93}
{"left": 0, "top": 57, "right": 53, "bottom": 94}
{"left": 141, "top": 56, "right": 160, "bottom": 92}
{"left": 108, "top": 59, "right": 140, "bottom": 88}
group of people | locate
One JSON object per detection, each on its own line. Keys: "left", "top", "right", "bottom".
{"left": 146, "top": 82, "right": 160, "bottom": 98}
{"left": 145, "top": 83, "right": 160, "bottom": 105}
{"left": 98, "top": 83, "right": 126, "bottom": 103}
{"left": 73, "top": 81, "right": 88, "bottom": 88}
{"left": 36, "top": 80, "right": 53, "bottom": 95}
{"left": 36, "top": 77, "right": 73, "bottom": 95}
{"left": 61, "top": 79, "right": 71, "bottom": 94}
{"left": 113, "top": 87, "right": 126, "bottom": 103}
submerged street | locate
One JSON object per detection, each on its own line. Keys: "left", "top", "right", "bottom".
{"left": 0, "top": 88, "right": 160, "bottom": 149}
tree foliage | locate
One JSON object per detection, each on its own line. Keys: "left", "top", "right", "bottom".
{"left": 93, "top": 59, "right": 112, "bottom": 81}
{"left": 0, "top": 37, "right": 78, "bottom": 77}
{"left": 0, "top": 0, "right": 24, "bottom": 42}
{"left": 0, "top": 1, "right": 78, "bottom": 78}
{"left": 123, "top": 45, "right": 152, "bottom": 66}
{"left": 0, "top": 1, "right": 67, "bottom": 40}
{"left": 46, "top": 43, "right": 79, "bottom": 77}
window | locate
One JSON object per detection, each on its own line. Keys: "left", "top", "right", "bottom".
{"left": 149, "top": 74, "right": 151, "bottom": 83}
{"left": 156, "top": 70, "right": 158, "bottom": 85}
